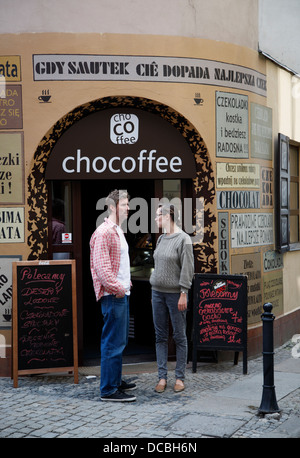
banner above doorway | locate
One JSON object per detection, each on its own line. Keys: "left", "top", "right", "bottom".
{"left": 45, "top": 108, "right": 197, "bottom": 179}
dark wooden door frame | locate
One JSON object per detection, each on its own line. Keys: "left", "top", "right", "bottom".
{"left": 48, "top": 179, "right": 192, "bottom": 365}
{"left": 47, "top": 181, "right": 83, "bottom": 364}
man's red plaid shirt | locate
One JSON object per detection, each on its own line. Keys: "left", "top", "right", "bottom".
{"left": 90, "top": 217, "right": 125, "bottom": 300}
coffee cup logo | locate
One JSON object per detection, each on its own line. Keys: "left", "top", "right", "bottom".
{"left": 110, "top": 113, "right": 139, "bottom": 144}
{"left": 194, "top": 92, "right": 204, "bottom": 105}
{"left": 38, "top": 90, "right": 51, "bottom": 103}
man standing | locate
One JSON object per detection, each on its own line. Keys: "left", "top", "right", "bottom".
{"left": 90, "top": 189, "right": 136, "bottom": 402}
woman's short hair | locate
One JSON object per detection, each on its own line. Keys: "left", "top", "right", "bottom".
{"left": 158, "top": 203, "right": 180, "bottom": 224}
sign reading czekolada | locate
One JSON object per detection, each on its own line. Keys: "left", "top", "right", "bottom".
{"left": 45, "top": 108, "right": 196, "bottom": 179}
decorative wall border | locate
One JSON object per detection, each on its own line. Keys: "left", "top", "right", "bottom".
{"left": 27, "top": 96, "right": 217, "bottom": 272}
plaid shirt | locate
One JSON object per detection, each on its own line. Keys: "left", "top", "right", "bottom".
{"left": 90, "top": 218, "right": 125, "bottom": 300}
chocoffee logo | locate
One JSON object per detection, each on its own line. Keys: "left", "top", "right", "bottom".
{"left": 110, "top": 113, "right": 139, "bottom": 144}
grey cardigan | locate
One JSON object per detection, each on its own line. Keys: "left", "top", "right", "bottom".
{"left": 150, "top": 230, "right": 194, "bottom": 294}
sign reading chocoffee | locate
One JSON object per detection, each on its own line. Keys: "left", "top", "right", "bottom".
{"left": 45, "top": 108, "right": 197, "bottom": 179}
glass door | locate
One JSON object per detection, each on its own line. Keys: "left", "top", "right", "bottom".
{"left": 47, "top": 180, "right": 83, "bottom": 362}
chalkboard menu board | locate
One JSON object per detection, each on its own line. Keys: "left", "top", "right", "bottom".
{"left": 193, "top": 273, "right": 247, "bottom": 374}
{"left": 12, "top": 260, "right": 78, "bottom": 387}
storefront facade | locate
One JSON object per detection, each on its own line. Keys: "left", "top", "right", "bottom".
{"left": 1, "top": 3, "right": 300, "bottom": 371}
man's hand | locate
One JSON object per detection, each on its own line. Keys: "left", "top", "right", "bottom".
{"left": 115, "top": 286, "right": 127, "bottom": 298}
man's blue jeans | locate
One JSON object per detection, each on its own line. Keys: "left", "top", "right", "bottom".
{"left": 151, "top": 290, "right": 187, "bottom": 381}
{"left": 100, "top": 294, "right": 129, "bottom": 396}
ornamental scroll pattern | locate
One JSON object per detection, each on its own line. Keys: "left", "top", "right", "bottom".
{"left": 27, "top": 96, "right": 217, "bottom": 272}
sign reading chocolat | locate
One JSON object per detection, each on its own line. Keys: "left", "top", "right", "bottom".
{"left": 45, "top": 108, "right": 196, "bottom": 179}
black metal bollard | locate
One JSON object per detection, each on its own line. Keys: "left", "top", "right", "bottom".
{"left": 258, "top": 302, "right": 280, "bottom": 414}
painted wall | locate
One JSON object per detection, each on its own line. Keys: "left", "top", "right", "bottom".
{"left": 265, "top": 59, "right": 300, "bottom": 316}
{"left": 0, "top": 0, "right": 259, "bottom": 50}
{"left": 0, "top": 33, "right": 271, "bottom": 341}
{"left": 0, "top": 0, "right": 299, "bottom": 360}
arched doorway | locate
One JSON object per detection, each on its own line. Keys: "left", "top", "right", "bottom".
{"left": 27, "top": 96, "right": 217, "bottom": 363}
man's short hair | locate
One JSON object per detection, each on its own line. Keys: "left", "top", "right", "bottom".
{"left": 106, "top": 189, "right": 129, "bottom": 213}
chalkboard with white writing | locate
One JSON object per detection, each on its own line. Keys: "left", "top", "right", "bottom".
{"left": 193, "top": 273, "right": 247, "bottom": 374}
{"left": 12, "top": 260, "right": 78, "bottom": 387}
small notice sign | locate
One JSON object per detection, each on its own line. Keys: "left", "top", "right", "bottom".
{"left": 0, "top": 133, "right": 24, "bottom": 204}
{"left": 216, "top": 92, "right": 249, "bottom": 159}
{"left": 62, "top": 233, "right": 72, "bottom": 243}
{"left": 0, "top": 85, "right": 23, "bottom": 129}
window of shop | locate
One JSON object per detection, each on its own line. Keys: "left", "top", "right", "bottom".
{"left": 290, "top": 143, "right": 300, "bottom": 244}
{"left": 163, "top": 179, "right": 181, "bottom": 200}
{"left": 48, "top": 180, "right": 74, "bottom": 259}
{"left": 276, "top": 134, "right": 300, "bottom": 251}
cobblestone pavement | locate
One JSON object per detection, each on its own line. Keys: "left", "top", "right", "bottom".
{"left": 0, "top": 341, "right": 299, "bottom": 439}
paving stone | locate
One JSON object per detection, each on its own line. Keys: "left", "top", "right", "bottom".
{"left": 170, "top": 413, "right": 246, "bottom": 438}
{"left": 0, "top": 342, "right": 299, "bottom": 438}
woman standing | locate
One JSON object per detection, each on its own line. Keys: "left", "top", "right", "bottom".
{"left": 150, "top": 204, "right": 194, "bottom": 393}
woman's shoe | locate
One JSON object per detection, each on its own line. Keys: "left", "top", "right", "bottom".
{"left": 174, "top": 380, "right": 185, "bottom": 392}
{"left": 155, "top": 380, "right": 167, "bottom": 393}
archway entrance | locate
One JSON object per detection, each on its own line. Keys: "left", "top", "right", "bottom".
{"left": 80, "top": 178, "right": 193, "bottom": 364}
{"left": 28, "top": 96, "right": 217, "bottom": 364}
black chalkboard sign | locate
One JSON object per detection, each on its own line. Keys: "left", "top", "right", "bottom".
{"left": 193, "top": 273, "right": 247, "bottom": 374}
{"left": 12, "top": 260, "right": 78, "bottom": 387}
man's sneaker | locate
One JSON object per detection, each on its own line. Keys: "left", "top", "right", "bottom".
{"left": 101, "top": 389, "right": 136, "bottom": 402}
{"left": 119, "top": 379, "right": 137, "bottom": 391}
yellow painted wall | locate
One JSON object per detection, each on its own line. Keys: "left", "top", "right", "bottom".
{"left": 265, "top": 60, "right": 300, "bottom": 317}
{"left": 0, "top": 32, "right": 299, "bottom": 352}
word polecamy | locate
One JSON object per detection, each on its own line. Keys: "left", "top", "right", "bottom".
{"left": 19, "top": 267, "right": 66, "bottom": 288}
